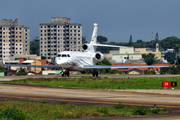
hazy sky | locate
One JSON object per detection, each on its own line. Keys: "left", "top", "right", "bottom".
{"left": 1, "top": 0, "right": 180, "bottom": 42}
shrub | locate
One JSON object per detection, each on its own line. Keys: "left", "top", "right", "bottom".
{"left": 0, "top": 106, "right": 26, "bottom": 120}
{"left": 114, "top": 102, "right": 125, "bottom": 109}
{"left": 134, "top": 106, "right": 151, "bottom": 115}
{"left": 144, "top": 70, "right": 156, "bottom": 75}
{"left": 98, "top": 108, "right": 109, "bottom": 114}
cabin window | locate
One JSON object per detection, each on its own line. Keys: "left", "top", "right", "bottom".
{"left": 67, "top": 54, "right": 71, "bottom": 57}
{"left": 57, "top": 54, "right": 61, "bottom": 57}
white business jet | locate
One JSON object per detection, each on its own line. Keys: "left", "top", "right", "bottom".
{"left": 3, "top": 23, "right": 169, "bottom": 77}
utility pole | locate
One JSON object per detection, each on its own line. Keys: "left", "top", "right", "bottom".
{"left": 128, "top": 35, "right": 133, "bottom": 46}
{"left": 155, "top": 32, "right": 159, "bottom": 43}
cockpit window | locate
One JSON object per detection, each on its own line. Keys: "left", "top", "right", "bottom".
{"left": 57, "top": 54, "right": 61, "bottom": 57}
{"left": 57, "top": 54, "right": 71, "bottom": 57}
{"left": 62, "top": 54, "right": 67, "bottom": 57}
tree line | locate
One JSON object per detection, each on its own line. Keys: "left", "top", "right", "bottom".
{"left": 96, "top": 35, "right": 180, "bottom": 53}
{"left": 29, "top": 35, "right": 180, "bottom": 55}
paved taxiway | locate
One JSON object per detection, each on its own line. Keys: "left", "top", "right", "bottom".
{"left": 1, "top": 74, "right": 180, "bottom": 81}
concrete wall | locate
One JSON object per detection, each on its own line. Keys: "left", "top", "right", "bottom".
{"left": 134, "top": 48, "right": 146, "bottom": 53}
{"left": 31, "top": 60, "right": 42, "bottom": 73}
{"left": 129, "top": 71, "right": 140, "bottom": 75}
{"left": 0, "top": 19, "right": 18, "bottom": 26}
{"left": 0, "top": 72, "right": 4, "bottom": 76}
{"left": 112, "top": 54, "right": 142, "bottom": 63}
{"left": 51, "top": 17, "right": 71, "bottom": 24}
{"left": 42, "top": 70, "right": 62, "bottom": 75}
{"left": 120, "top": 47, "right": 134, "bottom": 54}
{"left": 42, "top": 70, "right": 56, "bottom": 75}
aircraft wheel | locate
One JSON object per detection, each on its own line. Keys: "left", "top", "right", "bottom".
{"left": 61, "top": 73, "right": 65, "bottom": 77}
{"left": 66, "top": 70, "right": 70, "bottom": 77}
{"left": 92, "top": 71, "right": 96, "bottom": 77}
{"left": 95, "top": 71, "right": 98, "bottom": 77}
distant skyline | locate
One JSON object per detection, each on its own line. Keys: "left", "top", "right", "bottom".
{"left": 1, "top": 0, "right": 180, "bottom": 42}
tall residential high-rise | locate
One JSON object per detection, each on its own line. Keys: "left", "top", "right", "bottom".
{"left": 0, "top": 19, "right": 30, "bottom": 60}
{"left": 39, "top": 17, "right": 82, "bottom": 59}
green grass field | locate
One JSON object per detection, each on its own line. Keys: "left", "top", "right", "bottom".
{"left": 2, "top": 77, "right": 179, "bottom": 89}
{"left": 0, "top": 101, "right": 169, "bottom": 120}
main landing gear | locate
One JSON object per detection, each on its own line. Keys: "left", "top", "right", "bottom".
{"left": 92, "top": 70, "right": 98, "bottom": 77}
{"left": 61, "top": 69, "right": 69, "bottom": 77}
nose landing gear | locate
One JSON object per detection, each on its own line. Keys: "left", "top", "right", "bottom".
{"left": 61, "top": 69, "right": 69, "bottom": 77}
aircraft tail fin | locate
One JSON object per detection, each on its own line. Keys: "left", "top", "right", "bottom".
{"left": 90, "top": 23, "right": 98, "bottom": 45}
{"left": 85, "top": 23, "right": 126, "bottom": 54}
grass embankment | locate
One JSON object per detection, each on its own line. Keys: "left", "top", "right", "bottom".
{"left": 0, "top": 101, "right": 169, "bottom": 119}
{"left": 2, "top": 77, "right": 180, "bottom": 89}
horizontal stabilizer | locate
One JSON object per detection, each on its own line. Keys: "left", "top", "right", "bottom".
{"left": 93, "top": 44, "right": 127, "bottom": 48}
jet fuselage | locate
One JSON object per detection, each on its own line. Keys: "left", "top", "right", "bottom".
{"left": 55, "top": 51, "right": 93, "bottom": 71}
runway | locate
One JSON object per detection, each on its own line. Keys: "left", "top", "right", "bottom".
{"left": 0, "top": 83, "right": 180, "bottom": 119}
{"left": 1, "top": 83, "right": 180, "bottom": 107}
{"left": 1, "top": 75, "right": 180, "bottom": 119}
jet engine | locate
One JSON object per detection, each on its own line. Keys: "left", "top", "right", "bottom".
{"left": 94, "top": 52, "right": 104, "bottom": 61}
{"left": 82, "top": 44, "right": 88, "bottom": 51}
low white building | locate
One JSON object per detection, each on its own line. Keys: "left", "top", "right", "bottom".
{"left": 112, "top": 47, "right": 142, "bottom": 63}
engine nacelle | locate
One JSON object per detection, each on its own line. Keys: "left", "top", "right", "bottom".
{"left": 94, "top": 52, "right": 104, "bottom": 61}
{"left": 82, "top": 44, "right": 89, "bottom": 51}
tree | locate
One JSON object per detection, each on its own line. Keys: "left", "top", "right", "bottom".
{"left": 82, "top": 36, "right": 87, "bottom": 44}
{"left": 97, "top": 36, "right": 108, "bottom": 44}
{"left": 41, "top": 56, "right": 46, "bottom": 59}
{"left": 159, "top": 36, "right": 180, "bottom": 52}
{"left": 136, "top": 39, "right": 143, "bottom": 43}
{"left": 0, "top": 65, "right": 5, "bottom": 71}
{"left": 128, "top": 35, "right": 133, "bottom": 46}
{"left": 142, "top": 53, "right": 157, "bottom": 65}
{"left": 164, "top": 52, "right": 176, "bottom": 64}
{"left": 96, "top": 47, "right": 109, "bottom": 53}
{"left": 175, "top": 56, "right": 180, "bottom": 65}
{"left": 96, "top": 36, "right": 109, "bottom": 53}
{"left": 82, "top": 58, "right": 112, "bottom": 74}
{"left": 155, "top": 32, "right": 159, "bottom": 43}
{"left": 30, "top": 37, "right": 39, "bottom": 55}
{"left": 160, "top": 67, "right": 169, "bottom": 74}
{"left": 16, "top": 67, "right": 27, "bottom": 76}
{"left": 96, "top": 58, "right": 112, "bottom": 74}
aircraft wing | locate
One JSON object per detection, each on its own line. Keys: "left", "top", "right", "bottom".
{"left": 83, "top": 65, "right": 169, "bottom": 69}
{"left": 3, "top": 60, "right": 59, "bottom": 68}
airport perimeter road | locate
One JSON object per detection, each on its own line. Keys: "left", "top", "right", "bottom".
{"left": 1, "top": 74, "right": 180, "bottom": 81}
